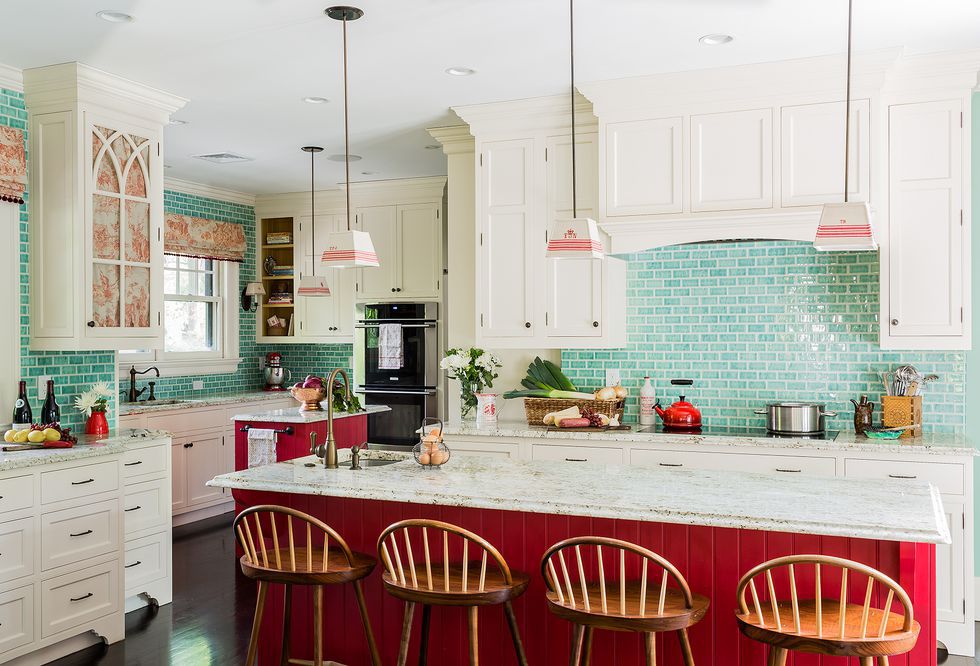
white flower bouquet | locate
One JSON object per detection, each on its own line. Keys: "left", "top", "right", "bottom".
{"left": 74, "top": 382, "right": 113, "bottom": 417}
{"left": 440, "top": 348, "right": 501, "bottom": 419}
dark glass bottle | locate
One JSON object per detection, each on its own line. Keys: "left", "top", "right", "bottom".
{"left": 12, "top": 381, "right": 32, "bottom": 430}
{"left": 41, "top": 380, "right": 60, "bottom": 425}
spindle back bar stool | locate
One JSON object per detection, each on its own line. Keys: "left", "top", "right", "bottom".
{"left": 377, "top": 518, "right": 529, "bottom": 666}
{"left": 540, "top": 536, "right": 710, "bottom": 666}
{"left": 735, "top": 554, "right": 920, "bottom": 665}
{"left": 234, "top": 505, "right": 381, "bottom": 666}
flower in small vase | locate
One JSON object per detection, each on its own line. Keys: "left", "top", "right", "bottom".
{"left": 441, "top": 348, "right": 502, "bottom": 420}
{"left": 74, "top": 382, "right": 113, "bottom": 417}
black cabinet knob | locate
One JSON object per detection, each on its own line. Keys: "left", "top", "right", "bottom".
{"left": 525, "top": 322, "right": 531, "bottom": 328}
{"left": 391, "top": 288, "right": 396, "bottom": 292}
{"left": 87, "top": 321, "right": 96, "bottom": 327}
{"left": 183, "top": 442, "right": 194, "bottom": 448}
{"left": 593, "top": 321, "right": 599, "bottom": 328}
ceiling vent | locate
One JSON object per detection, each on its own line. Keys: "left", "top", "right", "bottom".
{"left": 192, "top": 152, "right": 253, "bottom": 164}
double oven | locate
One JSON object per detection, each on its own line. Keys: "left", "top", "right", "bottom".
{"left": 355, "top": 302, "right": 439, "bottom": 447}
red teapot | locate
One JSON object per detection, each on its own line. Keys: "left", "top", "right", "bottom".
{"left": 654, "top": 379, "right": 702, "bottom": 431}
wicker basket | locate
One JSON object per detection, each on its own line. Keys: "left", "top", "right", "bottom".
{"left": 523, "top": 397, "right": 625, "bottom": 426}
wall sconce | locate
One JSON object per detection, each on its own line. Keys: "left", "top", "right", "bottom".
{"left": 241, "top": 282, "right": 266, "bottom": 312}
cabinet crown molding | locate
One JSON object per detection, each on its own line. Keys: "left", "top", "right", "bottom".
{"left": 0, "top": 62, "right": 23, "bottom": 92}
{"left": 164, "top": 177, "right": 256, "bottom": 207}
{"left": 255, "top": 176, "right": 446, "bottom": 217}
{"left": 454, "top": 92, "right": 596, "bottom": 136}
{"left": 427, "top": 124, "right": 475, "bottom": 155}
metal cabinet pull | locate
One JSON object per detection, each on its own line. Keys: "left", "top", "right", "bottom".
{"left": 87, "top": 321, "right": 96, "bottom": 328}
{"left": 525, "top": 322, "right": 531, "bottom": 328}
{"left": 564, "top": 458, "right": 588, "bottom": 462}
{"left": 70, "top": 593, "right": 93, "bottom": 602}
{"left": 125, "top": 561, "right": 141, "bottom": 569}
{"left": 71, "top": 479, "right": 94, "bottom": 485}
{"left": 659, "top": 463, "right": 683, "bottom": 467}
{"left": 184, "top": 442, "right": 194, "bottom": 448}
{"left": 891, "top": 318, "right": 899, "bottom": 326}
{"left": 776, "top": 468, "right": 802, "bottom": 473}
{"left": 124, "top": 505, "right": 141, "bottom": 512}
{"left": 592, "top": 321, "right": 599, "bottom": 328}
{"left": 124, "top": 460, "right": 142, "bottom": 467}
{"left": 70, "top": 530, "right": 93, "bottom": 538}
{"left": 888, "top": 473, "right": 917, "bottom": 479}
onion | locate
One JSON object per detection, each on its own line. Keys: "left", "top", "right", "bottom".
{"left": 614, "top": 384, "right": 628, "bottom": 399}
{"left": 595, "top": 386, "right": 617, "bottom": 401}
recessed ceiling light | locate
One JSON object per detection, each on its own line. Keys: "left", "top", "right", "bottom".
{"left": 328, "top": 153, "right": 362, "bottom": 162}
{"left": 699, "top": 34, "right": 734, "bottom": 46}
{"left": 445, "top": 66, "right": 476, "bottom": 77}
{"left": 168, "top": 119, "right": 188, "bottom": 126}
{"left": 96, "top": 10, "right": 134, "bottom": 23}
{"left": 302, "top": 96, "right": 329, "bottom": 104}
{"left": 192, "top": 152, "right": 253, "bottom": 164}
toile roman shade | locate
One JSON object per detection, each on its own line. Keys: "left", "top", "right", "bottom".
{"left": 0, "top": 126, "right": 26, "bottom": 205}
{"left": 164, "top": 213, "right": 247, "bottom": 262}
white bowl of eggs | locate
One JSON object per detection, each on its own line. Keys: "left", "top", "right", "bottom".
{"left": 413, "top": 418, "right": 450, "bottom": 468}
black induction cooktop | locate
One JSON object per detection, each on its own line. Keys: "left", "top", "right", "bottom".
{"left": 635, "top": 424, "right": 839, "bottom": 441}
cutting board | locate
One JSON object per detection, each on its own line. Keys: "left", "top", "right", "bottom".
{"left": 545, "top": 425, "right": 631, "bottom": 433}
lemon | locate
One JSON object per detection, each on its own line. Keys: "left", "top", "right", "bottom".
{"left": 42, "top": 428, "right": 61, "bottom": 442}
{"left": 13, "top": 430, "right": 29, "bottom": 443}
{"left": 27, "top": 430, "right": 46, "bottom": 444}
{"left": 3, "top": 430, "right": 15, "bottom": 443}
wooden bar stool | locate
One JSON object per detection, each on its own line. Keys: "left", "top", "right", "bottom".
{"left": 377, "top": 518, "right": 530, "bottom": 666}
{"left": 540, "top": 536, "right": 709, "bottom": 666}
{"left": 735, "top": 555, "right": 920, "bottom": 665}
{"left": 234, "top": 505, "right": 382, "bottom": 666}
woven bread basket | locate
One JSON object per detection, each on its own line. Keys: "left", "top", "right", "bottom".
{"left": 523, "top": 397, "right": 625, "bottom": 426}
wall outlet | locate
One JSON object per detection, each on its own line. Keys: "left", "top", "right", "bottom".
{"left": 605, "top": 369, "right": 622, "bottom": 387}
{"left": 37, "top": 375, "right": 51, "bottom": 396}
{"left": 192, "top": 380, "right": 204, "bottom": 391}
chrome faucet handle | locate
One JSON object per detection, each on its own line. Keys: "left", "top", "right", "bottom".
{"left": 350, "top": 444, "right": 362, "bottom": 471}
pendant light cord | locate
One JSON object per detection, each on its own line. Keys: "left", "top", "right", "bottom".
{"left": 569, "top": 0, "right": 577, "bottom": 218}
{"left": 843, "top": 0, "right": 853, "bottom": 204}
{"left": 343, "top": 15, "right": 352, "bottom": 230}
{"left": 310, "top": 148, "right": 316, "bottom": 276}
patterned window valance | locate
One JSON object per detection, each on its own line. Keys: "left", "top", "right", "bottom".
{"left": 164, "top": 213, "right": 247, "bottom": 263}
{"left": 0, "top": 126, "right": 26, "bottom": 205}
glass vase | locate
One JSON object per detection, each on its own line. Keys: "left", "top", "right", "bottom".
{"left": 459, "top": 381, "right": 480, "bottom": 422}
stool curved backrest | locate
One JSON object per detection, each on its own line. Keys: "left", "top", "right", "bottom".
{"left": 234, "top": 504, "right": 357, "bottom": 573}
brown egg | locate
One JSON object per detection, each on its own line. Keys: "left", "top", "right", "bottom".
{"left": 424, "top": 441, "right": 440, "bottom": 453}
{"left": 430, "top": 450, "right": 448, "bottom": 465}
{"left": 418, "top": 452, "right": 431, "bottom": 465}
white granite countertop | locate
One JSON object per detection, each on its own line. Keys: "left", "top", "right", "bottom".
{"left": 232, "top": 404, "right": 391, "bottom": 424}
{"left": 442, "top": 420, "right": 975, "bottom": 456}
{"left": 0, "top": 428, "right": 171, "bottom": 472}
{"left": 208, "top": 449, "right": 950, "bottom": 544}
{"left": 119, "top": 389, "right": 294, "bottom": 416}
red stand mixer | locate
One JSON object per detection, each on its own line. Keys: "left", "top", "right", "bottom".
{"left": 263, "top": 352, "right": 291, "bottom": 391}
{"left": 653, "top": 379, "right": 703, "bottom": 432}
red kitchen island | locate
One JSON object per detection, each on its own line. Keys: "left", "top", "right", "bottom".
{"left": 209, "top": 449, "right": 948, "bottom": 666}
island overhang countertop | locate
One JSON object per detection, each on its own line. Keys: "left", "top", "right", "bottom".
{"left": 209, "top": 449, "right": 951, "bottom": 545}
{"left": 232, "top": 404, "right": 390, "bottom": 424}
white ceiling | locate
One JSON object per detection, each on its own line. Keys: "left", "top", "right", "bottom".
{"left": 2, "top": 0, "right": 979, "bottom": 195}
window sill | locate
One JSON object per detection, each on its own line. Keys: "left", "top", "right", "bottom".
{"left": 117, "top": 357, "right": 243, "bottom": 380}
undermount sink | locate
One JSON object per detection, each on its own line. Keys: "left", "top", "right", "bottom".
{"left": 361, "top": 458, "right": 400, "bottom": 468}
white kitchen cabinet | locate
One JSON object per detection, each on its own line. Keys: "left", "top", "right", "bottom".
{"left": 298, "top": 214, "right": 354, "bottom": 340}
{"left": 780, "top": 99, "right": 870, "bottom": 207}
{"left": 182, "top": 435, "right": 226, "bottom": 507}
{"left": 691, "top": 108, "right": 773, "bottom": 212}
{"left": 883, "top": 99, "right": 967, "bottom": 348}
{"left": 355, "top": 206, "right": 398, "bottom": 299}
{"left": 531, "top": 443, "right": 624, "bottom": 465}
{"left": 25, "top": 64, "right": 184, "bottom": 351}
{"left": 604, "top": 117, "right": 683, "bottom": 218}
{"left": 355, "top": 204, "right": 442, "bottom": 300}
{"left": 169, "top": 442, "right": 187, "bottom": 514}
{"left": 937, "top": 501, "right": 966, "bottom": 624}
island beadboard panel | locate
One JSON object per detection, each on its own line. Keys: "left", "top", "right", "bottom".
{"left": 562, "top": 241, "right": 967, "bottom": 433}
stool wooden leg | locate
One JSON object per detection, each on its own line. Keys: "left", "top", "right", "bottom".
{"left": 418, "top": 604, "right": 431, "bottom": 666}
{"left": 396, "top": 602, "right": 415, "bottom": 666}
{"left": 502, "top": 601, "right": 528, "bottom": 666}
{"left": 767, "top": 647, "right": 787, "bottom": 666}
{"left": 313, "top": 585, "right": 324, "bottom": 666}
{"left": 677, "top": 628, "right": 694, "bottom": 666}
{"left": 245, "top": 581, "right": 267, "bottom": 666}
{"left": 859, "top": 659, "right": 874, "bottom": 666}
{"left": 877, "top": 658, "right": 889, "bottom": 666}
{"left": 467, "top": 606, "right": 479, "bottom": 666}
{"left": 352, "top": 580, "right": 381, "bottom": 666}
{"left": 581, "top": 626, "right": 593, "bottom": 666}
{"left": 570, "top": 624, "right": 584, "bottom": 666}
{"left": 279, "top": 584, "right": 292, "bottom": 666}
{"left": 644, "top": 632, "right": 656, "bottom": 666}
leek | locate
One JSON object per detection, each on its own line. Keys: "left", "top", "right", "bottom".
{"left": 503, "top": 358, "right": 590, "bottom": 399}
{"left": 502, "top": 389, "right": 596, "bottom": 400}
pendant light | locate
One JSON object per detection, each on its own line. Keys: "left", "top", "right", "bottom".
{"left": 320, "top": 6, "right": 380, "bottom": 269}
{"left": 814, "top": 0, "right": 877, "bottom": 251}
{"left": 545, "top": 0, "right": 603, "bottom": 260}
{"left": 297, "top": 146, "right": 332, "bottom": 297}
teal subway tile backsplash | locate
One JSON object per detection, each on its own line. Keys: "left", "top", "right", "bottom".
{"left": 561, "top": 241, "right": 966, "bottom": 434}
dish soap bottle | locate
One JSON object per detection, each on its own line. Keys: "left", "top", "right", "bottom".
{"left": 639, "top": 376, "right": 656, "bottom": 426}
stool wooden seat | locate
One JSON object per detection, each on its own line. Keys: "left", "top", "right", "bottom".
{"left": 540, "top": 536, "right": 709, "bottom": 666}
{"left": 735, "top": 555, "right": 920, "bottom": 665}
{"left": 234, "top": 505, "right": 381, "bottom": 666}
{"left": 378, "top": 518, "right": 529, "bottom": 666}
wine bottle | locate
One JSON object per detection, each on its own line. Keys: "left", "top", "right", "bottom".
{"left": 12, "top": 381, "right": 32, "bottom": 431}
{"left": 40, "top": 380, "right": 60, "bottom": 425}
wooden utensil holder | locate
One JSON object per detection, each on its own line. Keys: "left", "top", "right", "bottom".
{"left": 881, "top": 396, "right": 923, "bottom": 438}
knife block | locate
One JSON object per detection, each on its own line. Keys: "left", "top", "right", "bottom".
{"left": 881, "top": 396, "right": 923, "bottom": 438}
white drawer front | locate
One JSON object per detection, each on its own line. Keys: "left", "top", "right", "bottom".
{"left": 0, "top": 475, "right": 34, "bottom": 514}
{"left": 41, "top": 560, "right": 119, "bottom": 638}
{"left": 124, "top": 532, "right": 168, "bottom": 592}
{"left": 147, "top": 408, "right": 224, "bottom": 435}
{"left": 0, "top": 518, "right": 33, "bottom": 584}
{"left": 41, "top": 500, "right": 120, "bottom": 571}
{"left": 631, "top": 449, "right": 837, "bottom": 477}
{"left": 41, "top": 460, "right": 118, "bottom": 505}
{"left": 0, "top": 585, "right": 33, "bottom": 654}
{"left": 449, "top": 440, "right": 520, "bottom": 459}
{"left": 124, "top": 479, "right": 168, "bottom": 536}
{"left": 844, "top": 458, "right": 964, "bottom": 495}
{"left": 122, "top": 445, "right": 168, "bottom": 481}
{"left": 531, "top": 444, "right": 624, "bottom": 465}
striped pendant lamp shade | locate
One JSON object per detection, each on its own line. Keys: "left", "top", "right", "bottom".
{"left": 321, "top": 230, "right": 380, "bottom": 268}
{"left": 545, "top": 217, "right": 604, "bottom": 259}
{"left": 814, "top": 202, "right": 877, "bottom": 251}
{"left": 297, "top": 275, "right": 331, "bottom": 297}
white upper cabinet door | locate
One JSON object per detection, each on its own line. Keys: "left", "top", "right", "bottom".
{"left": 691, "top": 108, "right": 773, "bottom": 212}
{"left": 887, "top": 100, "right": 963, "bottom": 339}
{"left": 355, "top": 206, "right": 398, "bottom": 299}
{"left": 604, "top": 117, "right": 683, "bottom": 218}
{"left": 548, "top": 132, "right": 598, "bottom": 218}
{"left": 298, "top": 214, "right": 352, "bottom": 338}
{"left": 781, "top": 100, "right": 871, "bottom": 207}
{"left": 480, "top": 139, "right": 535, "bottom": 338}
{"left": 396, "top": 204, "right": 441, "bottom": 299}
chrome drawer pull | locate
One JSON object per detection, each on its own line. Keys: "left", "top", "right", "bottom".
{"left": 71, "top": 479, "right": 94, "bottom": 485}
{"left": 776, "top": 468, "right": 802, "bottom": 473}
{"left": 564, "top": 458, "right": 588, "bottom": 462}
{"left": 125, "top": 561, "right": 141, "bottom": 569}
{"left": 659, "top": 463, "right": 683, "bottom": 468}
{"left": 888, "top": 474, "right": 917, "bottom": 479}
{"left": 124, "top": 461, "right": 143, "bottom": 467}
{"left": 70, "top": 593, "right": 93, "bottom": 602}
{"left": 69, "top": 530, "right": 93, "bottom": 537}
{"left": 124, "top": 506, "right": 141, "bottom": 512}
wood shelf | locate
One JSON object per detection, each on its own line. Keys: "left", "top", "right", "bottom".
{"left": 263, "top": 303, "right": 295, "bottom": 308}
{"left": 262, "top": 243, "right": 294, "bottom": 250}
{"left": 262, "top": 275, "right": 294, "bottom": 280}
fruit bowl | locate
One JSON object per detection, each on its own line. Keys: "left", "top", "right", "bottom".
{"left": 290, "top": 386, "right": 328, "bottom": 411}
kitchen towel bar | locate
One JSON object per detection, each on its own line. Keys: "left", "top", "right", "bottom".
{"left": 239, "top": 425, "right": 294, "bottom": 436}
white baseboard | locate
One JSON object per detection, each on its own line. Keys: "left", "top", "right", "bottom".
{"left": 173, "top": 500, "right": 234, "bottom": 527}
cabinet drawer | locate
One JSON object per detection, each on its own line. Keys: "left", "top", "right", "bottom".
{"left": 532, "top": 443, "right": 624, "bottom": 464}
{"left": 124, "top": 532, "right": 168, "bottom": 592}
{"left": 124, "top": 479, "right": 168, "bottom": 536}
{"left": 0, "top": 585, "right": 33, "bottom": 654}
{"left": 0, "top": 475, "right": 34, "bottom": 514}
{"left": 41, "top": 460, "right": 118, "bottom": 505}
{"left": 41, "top": 560, "right": 119, "bottom": 638}
{"left": 844, "top": 458, "right": 964, "bottom": 495}
{"left": 41, "top": 500, "right": 120, "bottom": 571}
{"left": 147, "top": 408, "right": 224, "bottom": 435}
{"left": 0, "top": 518, "right": 33, "bottom": 584}
{"left": 631, "top": 449, "right": 837, "bottom": 477}
{"left": 122, "top": 444, "right": 168, "bottom": 481}
{"left": 448, "top": 439, "right": 520, "bottom": 459}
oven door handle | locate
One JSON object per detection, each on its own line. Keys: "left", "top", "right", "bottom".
{"left": 359, "top": 388, "right": 437, "bottom": 396}
{"left": 355, "top": 323, "right": 436, "bottom": 329}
